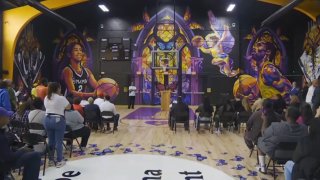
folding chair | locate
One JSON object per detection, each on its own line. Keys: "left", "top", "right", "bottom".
{"left": 267, "top": 141, "right": 298, "bottom": 180}
{"left": 63, "top": 125, "right": 82, "bottom": 158}
{"left": 101, "top": 111, "right": 116, "bottom": 134}
{"left": 22, "top": 133, "right": 49, "bottom": 176}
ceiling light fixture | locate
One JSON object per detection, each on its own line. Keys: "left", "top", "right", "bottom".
{"left": 98, "top": 4, "right": 109, "bottom": 12}
{"left": 226, "top": 4, "right": 236, "bottom": 12}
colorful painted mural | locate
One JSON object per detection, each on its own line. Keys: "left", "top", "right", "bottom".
{"left": 299, "top": 23, "right": 320, "bottom": 83}
{"left": 14, "top": 25, "right": 46, "bottom": 90}
{"left": 234, "top": 27, "right": 292, "bottom": 102}
{"left": 54, "top": 30, "right": 119, "bottom": 99}
{"left": 192, "top": 11, "right": 238, "bottom": 77}
{"left": 132, "top": 8, "right": 202, "bottom": 105}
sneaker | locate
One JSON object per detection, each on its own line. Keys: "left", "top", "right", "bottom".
{"left": 48, "top": 161, "right": 55, "bottom": 167}
{"left": 255, "top": 165, "right": 267, "bottom": 174}
{"left": 56, "top": 160, "right": 66, "bottom": 168}
{"left": 80, "top": 147, "right": 87, "bottom": 151}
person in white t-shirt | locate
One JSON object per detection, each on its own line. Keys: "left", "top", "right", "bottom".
{"left": 43, "top": 82, "right": 71, "bottom": 168}
{"left": 94, "top": 94, "right": 105, "bottom": 106}
{"left": 99, "top": 95, "right": 119, "bottom": 131}
{"left": 306, "top": 80, "right": 317, "bottom": 106}
{"left": 128, "top": 82, "right": 136, "bottom": 109}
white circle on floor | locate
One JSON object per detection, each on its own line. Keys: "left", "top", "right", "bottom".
{"left": 40, "top": 154, "right": 233, "bottom": 180}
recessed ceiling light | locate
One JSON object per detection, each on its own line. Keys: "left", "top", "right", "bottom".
{"left": 226, "top": 4, "right": 236, "bottom": 12}
{"left": 99, "top": 4, "right": 109, "bottom": 12}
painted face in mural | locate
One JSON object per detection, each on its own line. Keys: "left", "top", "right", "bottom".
{"left": 205, "top": 33, "right": 219, "bottom": 48}
{"left": 70, "top": 44, "right": 84, "bottom": 63}
{"left": 252, "top": 41, "right": 268, "bottom": 62}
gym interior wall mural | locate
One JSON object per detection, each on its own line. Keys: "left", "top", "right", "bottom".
{"left": 53, "top": 30, "right": 120, "bottom": 100}
{"left": 233, "top": 27, "right": 292, "bottom": 103}
{"left": 131, "top": 7, "right": 237, "bottom": 105}
{"left": 14, "top": 24, "right": 46, "bottom": 95}
{"left": 299, "top": 22, "right": 320, "bottom": 83}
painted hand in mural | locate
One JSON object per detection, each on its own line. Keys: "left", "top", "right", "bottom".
{"left": 192, "top": 11, "right": 238, "bottom": 77}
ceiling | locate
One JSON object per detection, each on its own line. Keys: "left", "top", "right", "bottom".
{"left": 259, "top": 0, "right": 320, "bottom": 21}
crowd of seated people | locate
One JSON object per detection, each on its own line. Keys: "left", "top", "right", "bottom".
{"left": 0, "top": 80, "right": 121, "bottom": 179}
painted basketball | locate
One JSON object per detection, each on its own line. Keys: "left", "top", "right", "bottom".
{"left": 96, "top": 78, "right": 119, "bottom": 100}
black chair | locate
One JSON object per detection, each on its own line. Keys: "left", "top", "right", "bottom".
{"left": 22, "top": 133, "right": 49, "bottom": 176}
{"left": 196, "top": 116, "right": 213, "bottom": 133}
{"left": 63, "top": 125, "right": 82, "bottom": 158}
{"left": 0, "top": 160, "right": 14, "bottom": 180}
{"left": 84, "top": 108, "right": 101, "bottom": 131}
{"left": 219, "top": 112, "right": 236, "bottom": 132}
{"left": 267, "top": 141, "right": 298, "bottom": 179}
{"left": 237, "top": 111, "right": 252, "bottom": 133}
{"left": 8, "top": 120, "right": 29, "bottom": 137}
{"left": 173, "top": 111, "right": 190, "bottom": 134}
{"left": 101, "top": 111, "right": 115, "bottom": 134}
{"left": 28, "top": 123, "right": 46, "bottom": 137}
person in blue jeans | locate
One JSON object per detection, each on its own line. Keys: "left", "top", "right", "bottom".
{"left": 44, "top": 82, "right": 71, "bottom": 168}
{"left": 0, "top": 107, "right": 41, "bottom": 180}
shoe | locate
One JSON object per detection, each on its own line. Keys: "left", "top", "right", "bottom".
{"left": 106, "top": 127, "right": 111, "bottom": 131}
{"left": 80, "top": 147, "right": 87, "bottom": 151}
{"left": 48, "top": 161, "right": 55, "bottom": 167}
{"left": 113, "top": 127, "right": 118, "bottom": 131}
{"left": 255, "top": 165, "right": 267, "bottom": 174}
{"left": 56, "top": 160, "right": 66, "bottom": 168}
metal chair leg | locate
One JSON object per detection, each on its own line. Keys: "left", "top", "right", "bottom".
{"left": 69, "top": 140, "right": 73, "bottom": 158}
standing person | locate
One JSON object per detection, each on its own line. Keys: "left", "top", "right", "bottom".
{"left": 290, "top": 81, "right": 299, "bottom": 96}
{"left": 312, "top": 79, "right": 320, "bottom": 112}
{"left": 4, "top": 79, "right": 18, "bottom": 111}
{"left": 306, "top": 80, "right": 317, "bottom": 107}
{"left": 0, "top": 107, "right": 41, "bottom": 180}
{"left": 43, "top": 82, "right": 71, "bottom": 168}
{"left": 0, "top": 80, "right": 12, "bottom": 111}
{"left": 301, "top": 81, "right": 309, "bottom": 101}
{"left": 128, "top": 82, "right": 136, "bottom": 109}
{"left": 35, "top": 78, "right": 48, "bottom": 101}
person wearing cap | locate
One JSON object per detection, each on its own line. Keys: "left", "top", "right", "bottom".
{"left": 0, "top": 107, "right": 41, "bottom": 180}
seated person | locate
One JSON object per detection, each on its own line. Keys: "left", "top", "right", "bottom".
{"left": 94, "top": 94, "right": 105, "bottom": 106}
{"left": 170, "top": 96, "right": 189, "bottom": 131}
{"left": 273, "top": 94, "right": 287, "bottom": 115}
{"left": 0, "top": 107, "right": 41, "bottom": 180}
{"left": 84, "top": 97, "right": 101, "bottom": 130}
{"left": 289, "top": 95, "right": 300, "bottom": 109}
{"left": 244, "top": 99, "right": 280, "bottom": 150}
{"left": 80, "top": 98, "right": 89, "bottom": 107}
{"left": 284, "top": 119, "right": 320, "bottom": 180}
{"left": 65, "top": 107, "right": 91, "bottom": 149}
{"left": 11, "top": 100, "right": 32, "bottom": 125}
{"left": 257, "top": 106, "right": 308, "bottom": 173}
{"left": 72, "top": 97, "right": 84, "bottom": 117}
{"left": 296, "top": 103, "right": 313, "bottom": 126}
{"left": 215, "top": 99, "right": 235, "bottom": 129}
{"left": 99, "top": 95, "right": 120, "bottom": 131}
{"left": 195, "top": 96, "right": 213, "bottom": 129}
{"left": 251, "top": 98, "right": 263, "bottom": 112}
{"left": 28, "top": 97, "right": 46, "bottom": 136}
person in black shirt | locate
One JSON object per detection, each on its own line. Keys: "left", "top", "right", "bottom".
{"left": 170, "top": 96, "right": 189, "bottom": 131}
{"left": 0, "top": 107, "right": 41, "bottom": 180}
